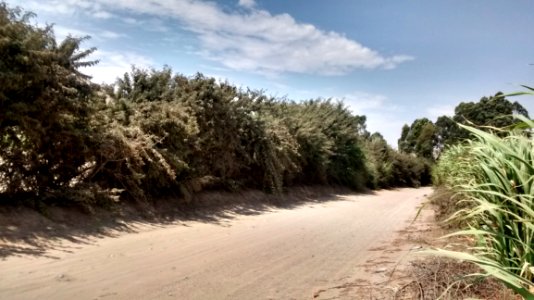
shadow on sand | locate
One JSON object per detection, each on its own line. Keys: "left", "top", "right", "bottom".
{"left": 0, "top": 186, "right": 377, "bottom": 260}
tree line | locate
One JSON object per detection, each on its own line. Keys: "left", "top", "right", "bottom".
{"left": 0, "top": 3, "right": 431, "bottom": 208}
{"left": 398, "top": 93, "right": 529, "bottom": 160}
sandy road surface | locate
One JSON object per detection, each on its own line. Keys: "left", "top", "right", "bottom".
{"left": 0, "top": 187, "right": 431, "bottom": 300}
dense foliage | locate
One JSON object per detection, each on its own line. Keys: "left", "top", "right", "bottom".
{"left": 432, "top": 119, "right": 534, "bottom": 298}
{"left": 364, "top": 133, "right": 431, "bottom": 189}
{"left": 398, "top": 93, "right": 529, "bottom": 159}
{"left": 398, "top": 118, "right": 436, "bottom": 160}
{"left": 0, "top": 3, "right": 430, "bottom": 208}
{"left": 0, "top": 3, "right": 98, "bottom": 198}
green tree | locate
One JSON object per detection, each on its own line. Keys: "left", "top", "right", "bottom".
{"left": 398, "top": 118, "right": 436, "bottom": 160}
{"left": 434, "top": 115, "right": 457, "bottom": 153}
{"left": 401, "top": 93, "right": 531, "bottom": 159}
{"left": 416, "top": 122, "right": 436, "bottom": 159}
{"left": 454, "top": 92, "right": 528, "bottom": 129}
{"left": 364, "top": 131, "right": 431, "bottom": 188}
{"left": 434, "top": 92, "right": 529, "bottom": 154}
{"left": 0, "top": 3, "right": 97, "bottom": 196}
{"left": 398, "top": 124, "right": 410, "bottom": 153}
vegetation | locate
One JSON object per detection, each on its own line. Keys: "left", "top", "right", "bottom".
{"left": 364, "top": 132, "right": 431, "bottom": 188}
{"left": 0, "top": 3, "right": 431, "bottom": 209}
{"left": 436, "top": 93, "right": 529, "bottom": 152}
{"left": 0, "top": 3, "right": 98, "bottom": 198}
{"left": 398, "top": 93, "right": 529, "bottom": 159}
{"left": 398, "top": 118, "right": 436, "bottom": 160}
{"left": 2, "top": 1, "right": 532, "bottom": 298}
{"left": 431, "top": 115, "right": 534, "bottom": 298}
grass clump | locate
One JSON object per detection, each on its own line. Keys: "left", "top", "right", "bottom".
{"left": 430, "top": 117, "right": 534, "bottom": 298}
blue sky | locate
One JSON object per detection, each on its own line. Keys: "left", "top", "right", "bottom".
{"left": 8, "top": 0, "right": 534, "bottom": 145}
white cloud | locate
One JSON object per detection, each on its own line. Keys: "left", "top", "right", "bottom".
{"left": 82, "top": 50, "right": 154, "bottom": 84}
{"left": 100, "top": 30, "right": 124, "bottom": 39}
{"left": 53, "top": 25, "right": 91, "bottom": 40}
{"left": 238, "top": 0, "right": 256, "bottom": 9}
{"left": 53, "top": 25, "right": 124, "bottom": 42}
{"left": 145, "top": 18, "right": 170, "bottom": 32}
{"left": 120, "top": 16, "right": 169, "bottom": 32}
{"left": 17, "top": 0, "right": 76, "bottom": 15}
{"left": 426, "top": 104, "right": 455, "bottom": 120}
{"left": 21, "top": 0, "right": 413, "bottom": 76}
{"left": 12, "top": 0, "right": 113, "bottom": 18}
{"left": 182, "top": 7, "right": 414, "bottom": 75}
{"left": 121, "top": 17, "right": 139, "bottom": 25}
{"left": 340, "top": 92, "right": 391, "bottom": 114}
{"left": 93, "top": 10, "right": 114, "bottom": 19}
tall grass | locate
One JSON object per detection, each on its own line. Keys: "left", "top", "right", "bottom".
{"left": 431, "top": 117, "right": 534, "bottom": 298}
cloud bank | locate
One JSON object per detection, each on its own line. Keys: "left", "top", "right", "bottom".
{"left": 17, "top": 0, "right": 413, "bottom": 76}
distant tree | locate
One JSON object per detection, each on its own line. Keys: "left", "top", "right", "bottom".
{"left": 398, "top": 124, "right": 410, "bottom": 153}
{"left": 398, "top": 118, "right": 436, "bottom": 160}
{"left": 364, "top": 131, "right": 432, "bottom": 188}
{"left": 434, "top": 92, "right": 529, "bottom": 154}
{"left": 434, "top": 115, "right": 457, "bottom": 154}
{"left": 416, "top": 122, "right": 436, "bottom": 159}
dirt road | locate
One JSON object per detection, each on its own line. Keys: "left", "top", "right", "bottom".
{"left": 0, "top": 187, "right": 431, "bottom": 299}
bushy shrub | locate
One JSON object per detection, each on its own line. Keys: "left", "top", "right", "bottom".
{"left": 276, "top": 100, "right": 369, "bottom": 189}
{"left": 363, "top": 133, "right": 432, "bottom": 189}
{"left": 0, "top": 3, "right": 97, "bottom": 198}
{"left": 0, "top": 2, "right": 431, "bottom": 207}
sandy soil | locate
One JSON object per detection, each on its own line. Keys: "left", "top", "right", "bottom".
{"left": 0, "top": 187, "right": 432, "bottom": 300}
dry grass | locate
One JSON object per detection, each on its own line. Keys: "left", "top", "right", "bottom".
{"left": 405, "top": 257, "right": 520, "bottom": 300}
{"left": 389, "top": 195, "right": 521, "bottom": 300}
{"left": 400, "top": 198, "right": 522, "bottom": 300}
{"left": 428, "top": 186, "right": 470, "bottom": 229}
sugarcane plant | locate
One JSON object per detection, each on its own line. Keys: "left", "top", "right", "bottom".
{"left": 430, "top": 88, "right": 534, "bottom": 299}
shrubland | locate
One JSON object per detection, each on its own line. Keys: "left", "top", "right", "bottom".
{"left": 0, "top": 3, "right": 431, "bottom": 209}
